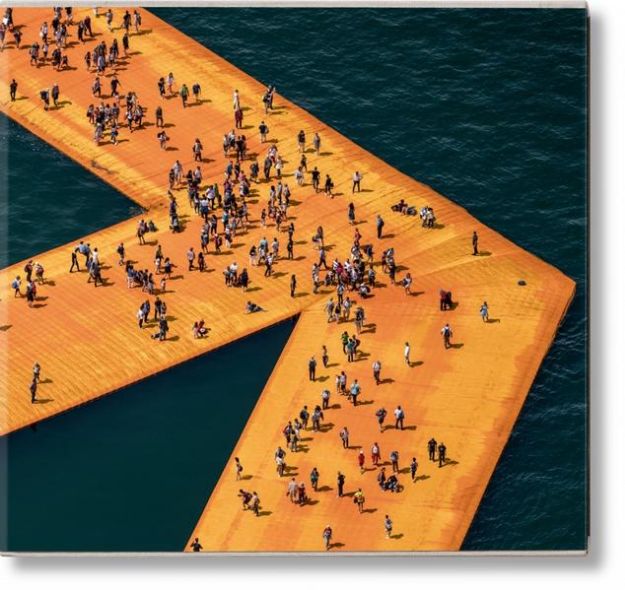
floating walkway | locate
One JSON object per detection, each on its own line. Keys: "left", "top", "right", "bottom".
{"left": 0, "top": 8, "right": 574, "bottom": 551}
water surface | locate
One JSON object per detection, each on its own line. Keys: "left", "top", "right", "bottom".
{"left": 1, "top": 7, "right": 587, "bottom": 551}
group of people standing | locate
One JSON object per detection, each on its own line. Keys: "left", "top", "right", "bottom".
{"left": 5, "top": 8, "right": 498, "bottom": 554}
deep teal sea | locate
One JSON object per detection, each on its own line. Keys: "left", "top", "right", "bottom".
{"left": 0, "top": 8, "right": 587, "bottom": 551}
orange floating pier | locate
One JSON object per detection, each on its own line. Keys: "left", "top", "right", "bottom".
{"left": 0, "top": 8, "right": 574, "bottom": 552}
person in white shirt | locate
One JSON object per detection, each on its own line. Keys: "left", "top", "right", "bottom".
{"left": 313, "top": 132, "right": 321, "bottom": 155}
{"left": 372, "top": 360, "right": 381, "bottom": 384}
{"left": 394, "top": 405, "right": 405, "bottom": 430}
{"left": 186, "top": 247, "right": 195, "bottom": 270}
{"left": 402, "top": 272, "right": 412, "bottom": 295}
{"left": 287, "top": 477, "right": 298, "bottom": 502}
{"left": 441, "top": 324, "right": 453, "bottom": 349}
{"left": 404, "top": 342, "right": 411, "bottom": 366}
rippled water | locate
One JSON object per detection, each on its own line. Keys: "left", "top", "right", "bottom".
{"left": 0, "top": 117, "right": 137, "bottom": 267}
{"left": 1, "top": 7, "right": 587, "bottom": 551}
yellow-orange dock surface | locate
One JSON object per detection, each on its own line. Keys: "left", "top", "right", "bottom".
{"left": 0, "top": 8, "right": 574, "bottom": 552}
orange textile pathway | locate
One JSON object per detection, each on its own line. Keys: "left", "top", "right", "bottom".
{"left": 0, "top": 8, "right": 574, "bottom": 551}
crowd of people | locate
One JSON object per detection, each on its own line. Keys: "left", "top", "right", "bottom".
{"left": 6, "top": 7, "right": 494, "bottom": 552}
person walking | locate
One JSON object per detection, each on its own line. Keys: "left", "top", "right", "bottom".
{"left": 234, "top": 457, "right": 243, "bottom": 480}
{"left": 402, "top": 272, "right": 413, "bottom": 295}
{"left": 250, "top": 491, "right": 260, "bottom": 516}
{"left": 358, "top": 449, "right": 366, "bottom": 474}
{"left": 180, "top": 83, "right": 189, "bottom": 107}
{"left": 377, "top": 467, "right": 387, "bottom": 490}
{"left": 325, "top": 298, "right": 334, "bottom": 322}
{"left": 404, "top": 342, "right": 411, "bottom": 366}
{"left": 275, "top": 453, "right": 286, "bottom": 477}
{"left": 155, "top": 317, "right": 169, "bottom": 341}
{"left": 290, "top": 274, "right": 297, "bottom": 298}
{"left": 390, "top": 450, "right": 399, "bottom": 473}
{"left": 69, "top": 248, "right": 80, "bottom": 272}
{"left": 340, "top": 331, "right": 349, "bottom": 354}
{"left": 428, "top": 438, "right": 437, "bottom": 462}
{"left": 311, "top": 166, "right": 320, "bottom": 192}
{"left": 310, "top": 467, "right": 319, "bottom": 491}
{"left": 472, "top": 230, "right": 479, "bottom": 255}
{"left": 339, "top": 426, "right": 349, "bottom": 449}
{"left": 274, "top": 447, "right": 286, "bottom": 477}
{"left": 441, "top": 323, "right": 453, "bottom": 349}
{"left": 480, "top": 301, "right": 489, "bottom": 322}
{"left": 371, "top": 442, "right": 381, "bottom": 466}
{"left": 287, "top": 477, "right": 298, "bottom": 503}
{"left": 311, "top": 405, "right": 324, "bottom": 432}
{"left": 394, "top": 405, "right": 405, "bottom": 430}
{"left": 308, "top": 356, "right": 317, "bottom": 381}
{"left": 376, "top": 214, "right": 384, "bottom": 239}
{"left": 321, "top": 389, "right": 330, "bottom": 410}
{"left": 313, "top": 132, "right": 321, "bottom": 155}
{"left": 410, "top": 457, "right": 418, "bottom": 482}
{"left": 297, "top": 129, "right": 306, "bottom": 152}
{"left": 51, "top": 83, "right": 59, "bottom": 108}
{"left": 438, "top": 442, "right": 447, "bottom": 467}
{"left": 116, "top": 242, "right": 125, "bottom": 266}
{"left": 324, "top": 174, "right": 334, "bottom": 197}
{"left": 349, "top": 379, "right": 361, "bottom": 405}
{"left": 352, "top": 171, "right": 362, "bottom": 193}
{"left": 9, "top": 78, "right": 17, "bottom": 101}
{"left": 323, "top": 525, "right": 333, "bottom": 550}
{"left": 345, "top": 338, "right": 355, "bottom": 364}
{"left": 11, "top": 275, "right": 21, "bottom": 297}
{"left": 375, "top": 407, "right": 387, "bottom": 432}
{"left": 354, "top": 488, "right": 365, "bottom": 513}
{"left": 32, "top": 362, "right": 41, "bottom": 384}
{"left": 384, "top": 515, "right": 393, "bottom": 539}
{"left": 258, "top": 120, "right": 269, "bottom": 142}
{"left": 187, "top": 247, "right": 196, "bottom": 271}
{"left": 321, "top": 345, "right": 329, "bottom": 368}
{"left": 299, "top": 405, "right": 310, "bottom": 430}
{"left": 372, "top": 360, "right": 381, "bottom": 384}
{"left": 155, "top": 105, "right": 164, "bottom": 128}
{"left": 337, "top": 471, "right": 345, "bottom": 497}
{"left": 29, "top": 378, "right": 37, "bottom": 404}
{"left": 166, "top": 72, "right": 175, "bottom": 95}
{"left": 348, "top": 202, "right": 356, "bottom": 225}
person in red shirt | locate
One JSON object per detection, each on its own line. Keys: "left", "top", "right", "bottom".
{"left": 358, "top": 449, "right": 365, "bottom": 474}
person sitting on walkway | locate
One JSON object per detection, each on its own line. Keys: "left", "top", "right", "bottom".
{"left": 193, "top": 320, "right": 209, "bottom": 338}
{"left": 157, "top": 130, "right": 169, "bottom": 149}
{"left": 246, "top": 301, "right": 262, "bottom": 313}
{"left": 439, "top": 289, "right": 453, "bottom": 311}
{"left": 383, "top": 474, "right": 400, "bottom": 493}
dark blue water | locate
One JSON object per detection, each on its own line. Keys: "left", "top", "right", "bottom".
{"left": 1, "top": 8, "right": 587, "bottom": 551}
{"left": 0, "top": 321, "right": 295, "bottom": 552}
{"left": 0, "top": 116, "right": 138, "bottom": 268}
